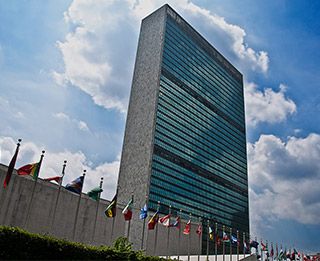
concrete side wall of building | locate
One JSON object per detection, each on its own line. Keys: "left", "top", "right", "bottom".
{"left": 0, "top": 165, "right": 202, "bottom": 255}
{"left": 117, "top": 4, "right": 167, "bottom": 250}
{"left": 0, "top": 164, "right": 125, "bottom": 246}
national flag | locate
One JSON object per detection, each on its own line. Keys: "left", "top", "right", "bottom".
{"left": 122, "top": 198, "right": 133, "bottom": 221}
{"left": 65, "top": 176, "right": 84, "bottom": 194}
{"left": 88, "top": 187, "right": 103, "bottom": 201}
{"left": 104, "top": 194, "right": 117, "bottom": 218}
{"left": 3, "top": 142, "right": 20, "bottom": 188}
{"left": 170, "top": 216, "right": 180, "bottom": 228}
{"left": 196, "top": 224, "right": 202, "bottom": 236}
{"left": 270, "top": 245, "right": 274, "bottom": 257}
{"left": 43, "top": 176, "right": 62, "bottom": 184}
{"left": 17, "top": 162, "right": 41, "bottom": 180}
{"left": 223, "top": 232, "right": 230, "bottom": 242}
{"left": 148, "top": 211, "right": 159, "bottom": 230}
{"left": 183, "top": 220, "right": 191, "bottom": 235}
{"left": 231, "top": 235, "right": 238, "bottom": 245}
{"left": 208, "top": 226, "right": 214, "bottom": 240}
{"left": 278, "top": 249, "right": 284, "bottom": 260}
{"left": 250, "top": 240, "right": 259, "bottom": 249}
{"left": 261, "top": 241, "right": 268, "bottom": 251}
{"left": 139, "top": 204, "right": 148, "bottom": 219}
{"left": 159, "top": 214, "right": 171, "bottom": 227}
{"left": 216, "top": 234, "right": 221, "bottom": 246}
{"left": 244, "top": 241, "right": 248, "bottom": 253}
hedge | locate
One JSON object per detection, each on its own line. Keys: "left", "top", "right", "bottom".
{"left": 0, "top": 226, "right": 165, "bottom": 260}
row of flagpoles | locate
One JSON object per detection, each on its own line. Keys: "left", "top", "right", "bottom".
{"left": 2, "top": 139, "right": 312, "bottom": 260}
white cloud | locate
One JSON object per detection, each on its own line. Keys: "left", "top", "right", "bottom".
{"left": 245, "top": 82, "right": 296, "bottom": 126}
{"left": 54, "top": 0, "right": 270, "bottom": 113}
{"left": 248, "top": 133, "right": 320, "bottom": 235}
{"left": 53, "top": 112, "right": 90, "bottom": 132}
{"left": 0, "top": 136, "right": 119, "bottom": 200}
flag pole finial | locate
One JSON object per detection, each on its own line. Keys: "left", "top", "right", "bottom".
{"left": 18, "top": 138, "right": 22, "bottom": 144}
{"left": 83, "top": 169, "right": 86, "bottom": 177}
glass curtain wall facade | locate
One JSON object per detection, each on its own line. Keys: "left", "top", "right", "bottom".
{"left": 148, "top": 10, "right": 249, "bottom": 253}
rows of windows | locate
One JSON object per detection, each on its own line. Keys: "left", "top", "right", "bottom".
{"left": 150, "top": 173, "right": 249, "bottom": 225}
{"left": 154, "top": 137, "right": 247, "bottom": 190}
{"left": 152, "top": 156, "right": 248, "bottom": 203}
{"left": 155, "top": 119, "right": 247, "bottom": 180}
{"left": 164, "top": 32, "right": 244, "bottom": 117}
{"left": 165, "top": 21, "right": 243, "bottom": 101}
{"left": 156, "top": 117, "right": 246, "bottom": 174}
{"left": 162, "top": 55, "right": 244, "bottom": 128}
{"left": 156, "top": 101, "right": 247, "bottom": 166}
{"left": 157, "top": 92, "right": 246, "bottom": 156}
{"left": 166, "top": 19, "right": 242, "bottom": 93}
{"left": 160, "top": 76, "right": 246, "bottom": 151}
{"left": 151, "top": 164, "right": 247, "bottom": 212}
{"left": 148, "top": 187, "right": 249, "bottom": 230}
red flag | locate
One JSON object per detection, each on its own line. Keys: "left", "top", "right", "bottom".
{"left": 43, "top": 176, "right": 62, "bottom": 184}
{"left": 148, "top": 211, "right": 159, "bottom": 230}
{"left": 196, "top": 224, "right": 202, "bottom": 236}
{"left": 3, "top": 143, "right": 20, "bottom": 188}
{"left": 183, "top": 220, "right": 191, "bottom": 235}
{"left": 159, "top": 214, "right": 171, "bottom": 227}
{"left": 216, "top": 234, "right": 221, "bottom": 246}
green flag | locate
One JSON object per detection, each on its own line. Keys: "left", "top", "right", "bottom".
{"left": 88, "top": 187, "right": 103, "bottom": 201}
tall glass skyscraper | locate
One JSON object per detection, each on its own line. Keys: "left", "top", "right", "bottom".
{"left": 117, "top": 4, "right": 249, "bottom": 254}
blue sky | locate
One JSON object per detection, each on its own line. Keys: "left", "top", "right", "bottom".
{"left": 0, "top": 0, "right": 319, "bottom": 253}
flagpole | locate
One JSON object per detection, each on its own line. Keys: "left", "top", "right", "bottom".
{"left": 206, "top": 220, "right": 209, "bottom": 261}
{"left": 178, "top": 209, "right": 182, "bottom": 261}
{"left": 1, "top": 139, "right": 22, "bottom": 222}
{"left": 140, "top": 195, "right": 148, "bottom": 251}
{"left": 49, "top": 160, "right": 67, "bottom": 234}
{"left": 2, "top": 138, "right": 21, "bottom": 189}
{"left": 72, "top": 170, "right": 86, "bottom": 241}
{"left": 24, "top": 150, "right": 45, "bottom": 229}
{"left": 166, "top": 205, "right": 172, "bottom": 260}
{"left": 255, "top": 237, "right": 258, "bottom": 257}
{"left": 92, "top": 177, "right": 103, "bottom": 243}
{"left": 188, "top": 213, "right": 192, "bottom": 261}
{"left": 243, "top": 232, "right": 246, "bottom": 258}
{"left": 215, "top": 222, "right": 218, "bottom": 261}
{"left": 198, "top": 217, "right": 202, "bottom": 261}
{"left": 223, "top": 225, "right": 225, "bottom": 261}
{"left": 271, "top": 242, "right": 273, "bottom": 261}
{"left": 237, "top": 230, "right": 239, "bottom": 261}
{"left": 110, "top": 216, "right": 115, "bottom": 244}
{"left": 261, "top": 238, "right": 263, "bottom": 261}
{"left": 127, "top": 194, "right": 134, "bottom": 240}
{"left": 153, "top": 201, "right": 160, "bottom": 256}
{"left": 230, "top": 227, "right": 232, "bottom": 261}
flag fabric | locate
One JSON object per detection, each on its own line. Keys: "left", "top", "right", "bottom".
{"left": 278, "top": 249, "right": 284, "bottom": 260}
{"left": 250, "top": 240, "right": 259, "bottom": 249}
{"left": 261, "top": 241, "right": 268, "bottom": 251}
{"left": 43, "top": 176, "right": 62, "bottom": 184}
{"left": 17, "top": 162, "right": 41, "bottom": 180}
{"left": 148, "top": 211, "right": 159, "bottom": 230}
{"left": 270, "top": 245, "right": 274, "bottom": 257}
{"left": 3, "top": 144, "right": 20, "bottom": 188}
{"left": 104, "top": 194, "right": 117, "bottom": 217}
{"left": 139, "top": 204, "right": 148, "bottom": 219}
{"left": 183, "top": 220, "right": 191, "bottom": 235}
{"left": 223, "top": 232, "right": 230, "bottom": 242}
{"left": 159, "top": 214, "right": 171, "bottom": 227}
{"left": 170, "top": 216, "right": 180, "bottom": 228}
{"left": 244, "top": 241, "right": 248, "bottom": 253}
{"left": 122, "top": 198, "right": 133, "bottom": 221}
{"left": 231, "top": 235, "right": 238, "bottom": 245}
{"left": 87, "top": 187, "right": 103, "bottom": 201}
{"left": 65, "top": 176, "right": 84, "bottom": 194}
{"left": 196, "top": 224, "right": 202, "bottom": 236}
{"left": 216, "top": 234, "right": 221, "bottom": 246}
{"left": 208, "top": 226, "right": 214, "bottom": 240}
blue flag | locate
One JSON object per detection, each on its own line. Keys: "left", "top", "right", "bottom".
{"left": 250, "top": 240, "right": 259, "bottom": 249}
{"left": 139, "top": 204, "right": 148, "bottom": 219}
{"left": 65, "top": 176, "right": 84, "bottom": 194}
{"left": 231, "top": 235, "right": 238, "bottom": 245}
